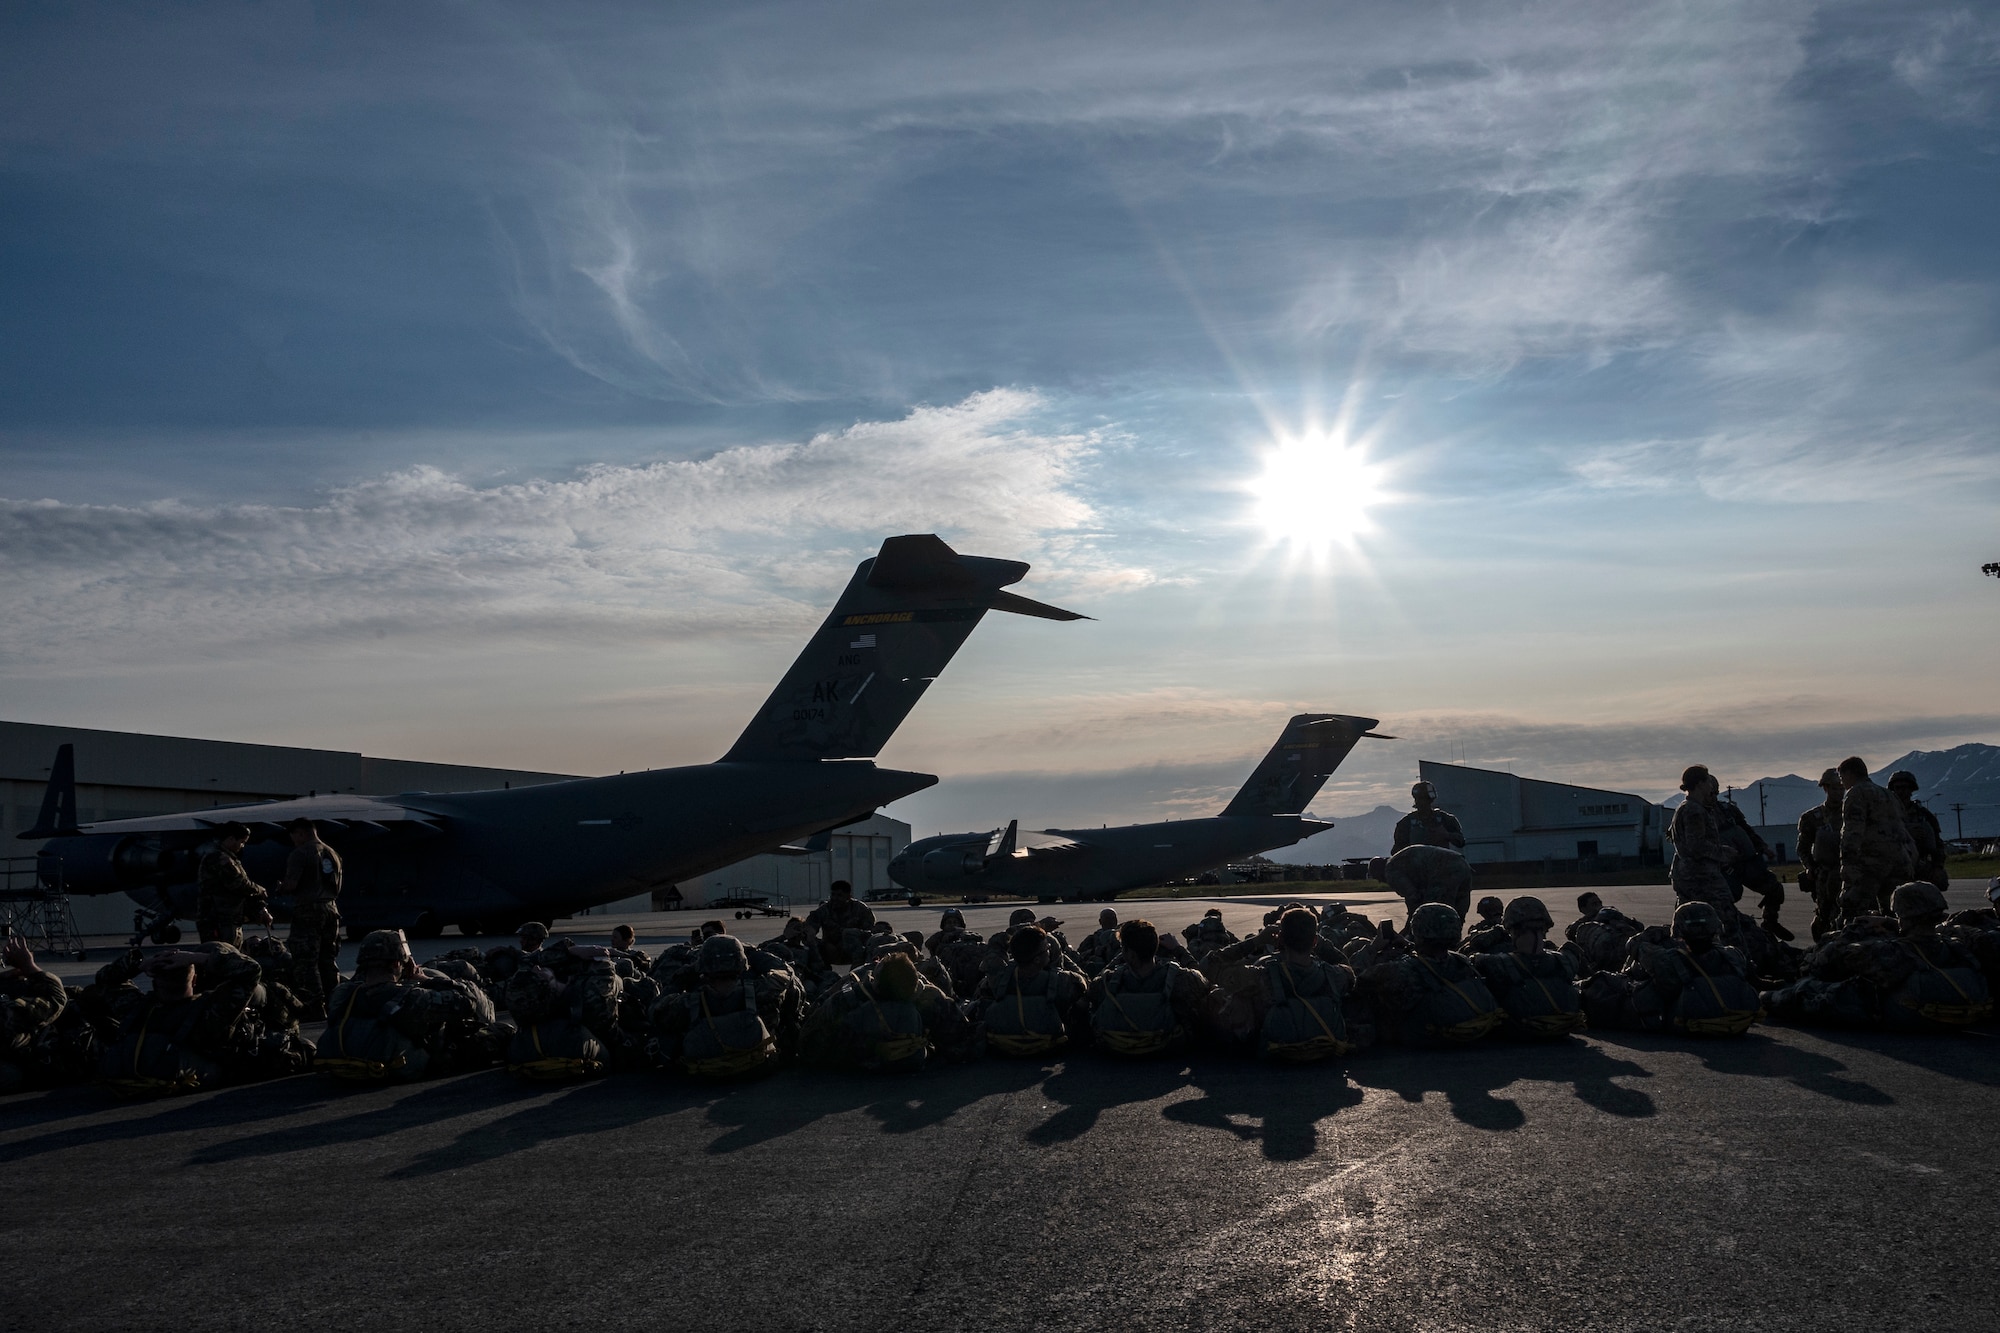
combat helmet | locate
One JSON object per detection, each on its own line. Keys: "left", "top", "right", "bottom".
{"left": 1887, "top": 770, "right": 1919, "bottom": 792}
{"left": 939, "top": 907, "right": 966, "bottom": 928}
{"left": 1008, "top": 907, "right": 1037, "bottom": 928}
{"left": 1475, "top": 895, "right": 1505, "bottom": 922}
{"left": 697, "top": 934, "right": 749, "bottom": 977}
{"left": 1890, "top": 881, "right": 1947, "bottom": 925}
{"left": 356, "top": 929, "right": 410, "bottom": 973}
{"left": 1408, "top": 902, "right": 1462, "bottom": 944}
{"left": 1673, "top": 902, "right": 1723, "bottom": 943}
{"left": 516, "top": 921, "right": 550, "bottom": 947}
{"left": 1502, "top": 896, "right": 1554, "bottom": 932}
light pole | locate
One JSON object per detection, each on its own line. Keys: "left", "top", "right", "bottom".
{"left": 1950, "top": 802, "right": 1968, "bottom": 841}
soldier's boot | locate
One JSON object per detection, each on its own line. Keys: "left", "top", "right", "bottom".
{"left": 1761, "top": 907, "right": 1794, "bottom": 942}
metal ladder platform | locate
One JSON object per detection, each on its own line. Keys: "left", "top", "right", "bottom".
{"left": 0, "top": 856, "right": 87, "bottom": 960}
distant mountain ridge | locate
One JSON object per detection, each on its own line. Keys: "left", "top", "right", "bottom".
{"left": 1269, "top": 805, "right": 1403, "bottom": 863}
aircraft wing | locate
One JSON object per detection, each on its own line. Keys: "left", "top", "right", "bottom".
{"left": 65, "top": 793, "right": 450, "bottom": 838}
{"left": 1008, "top": 831, "right": 1088, "bottom": 856}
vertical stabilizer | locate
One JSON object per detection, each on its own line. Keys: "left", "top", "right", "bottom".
{"left": 1219, "top": 714, "right": 1379, "bottom": 817}
{"left": 723, "top": 535, "right": 1084, "bottom": 763}
{"left": 20, "top": 744, "right": 81, "bottom": 839}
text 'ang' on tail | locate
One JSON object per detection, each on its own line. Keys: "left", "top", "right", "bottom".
{"left": 723, "top": 534, "right": 1086, "bottom": 763}
{"left": 1219, "top": 713, "right": 1386, "bottom": 817}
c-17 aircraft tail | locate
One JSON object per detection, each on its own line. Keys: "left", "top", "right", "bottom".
{"left": 1218, "top": 713, "right": 1386, "bottom": 817}
{"left": 723, "top": 533, "right": 1086, "bottom": 762}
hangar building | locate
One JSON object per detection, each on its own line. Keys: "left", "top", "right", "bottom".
{"left": 1418, "top": 760, "right": 1666, "bottom": 866}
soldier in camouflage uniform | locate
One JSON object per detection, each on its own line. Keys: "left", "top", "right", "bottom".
{"left": 1561, "top": 892, "right": 1645, "bottom": 976}
{"left": 320, "top": 930, "right": 499, "bottom": 1081}
{"left": 651, "top": 934, "right": 803, "bottom": 1077}
{"left": 1667, "top": 767, "right": 1738, "bottom": 933}
{"left": 1393, "top": 781, "right": 1466, "bottom": 852}
{"left": 804, "top": 880, "right": 876, "bottom": 965}
{"left": 1385, "top": 844, "right": 1474, "bottom": 922}
{"left": 1765, "top": 883, "right": 1989, "bottom": 1031}
{"left": 1887, "top": 771, "right": 1950, "bottom": 894}
{"left": 608, "top": 923, "right": 654, "bottom": 974}
{"left": 1076, "top": 908, "right": 1123, "bottom": 976}
{"left": 977, "top": 926, "right": 1090, "bottom": 1055}
{"left": 1354, "top": 904, "right": 1502, "bottom": 1047}
{"left": 280, "top": 818, "right": 343, "bottom": 1019}
{"left": 1470, "top": 897, "right": 1584, "bottom": 1037}
{"left": 0, "top": 937, "right": 68, "bottom": 1093}
{"left": 504, "top": 940, "right": 643, "bottom": 1076}
{"left": 1182, "top": 908, "right": 1238, "bottom": 960}
{"left": 1581, "top": 904, "right": 1760, "bottom": 1036}
{"left": 1086, "top": 918, "right": 1219, "bottom": 1055}
{"left": 1462, "top": 896, "right": 1510, "bottom": 954}
{"left": 760, "top": 916, "right": 837, "bottom": 1000}
{"left": 1797, "top": 769, "right": 1845, "bottom": 942}
{"left": 1717, "top": 794, "right": 1790, "bottom": 940}
{"left": 94, "top": 942, "right": 295, "bottom": 1095}
{"left": 800, "top": 952, "right": 974, "bottom": 1070}
{"left": 1837, "top": 756, "right": 1915, "bottom": 922}
{"left": 196, "top": 822, "right": 272, "bottom": 948}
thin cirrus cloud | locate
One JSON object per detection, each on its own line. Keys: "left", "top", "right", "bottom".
{"left": 0, "top": 391, "right": 1128, "bottom": 667}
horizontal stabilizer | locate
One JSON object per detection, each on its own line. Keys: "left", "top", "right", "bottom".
{"left": 1219, "top": 713, "right": 1381, "bottom": 818}
{"left": 723, "top": 534, "right": 1083, "bottom": 762}
{"left": 19, "top": 744, "right": 80, "bottom": 840}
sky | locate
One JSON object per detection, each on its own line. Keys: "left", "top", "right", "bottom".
{"left": 2, "top": 1, "right": 1997, "bottom": 837}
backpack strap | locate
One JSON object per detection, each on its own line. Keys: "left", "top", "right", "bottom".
{"left": 1278, "top": 959, "right": 1340, "bottom": 1043}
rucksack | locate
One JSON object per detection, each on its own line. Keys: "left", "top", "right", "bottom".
{"left": 983, "top": 966, "right": 1067, "bottom": 1056}
{"left": 98, "top": 997, "right": 218, "bottom": 1099}
{"left": 1669, "top": 949, "right": 1762, "bottom": 1036}
{"left": 676, "top": 980, "right": 777, "bottom": 1078}
{"left": 1478, "top": 952, "right": 1585, "bottom": 1038}
{"left": 1883, "top": 942, "right": 1992, "bottom": 1030}
{"left": 1406, "top": 953, "right": 1503, "bottom": 1044}
{"left": 506, "top": 1018, "right": 608, "bottom": 1081}
{"left": 1091, "top": 965, "right": 1185, "bottom": 1057}
{"left": 840, "top": 973, "right": 929, "bottom": 1072}
{"left": 1259, "top": 959, "right": 1349, "bottom": 1062}
{"left": 317, "top": 983, "right": 426, "bottom": 1083}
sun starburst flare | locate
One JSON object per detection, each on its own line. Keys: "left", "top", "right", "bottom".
{"left": 1246, "top": 429, "right": 1387, "bottom": 560}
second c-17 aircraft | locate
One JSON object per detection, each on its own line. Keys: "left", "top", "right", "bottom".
{"left": 21, "top": 534, "right": 1082, "bottom": 938}
{"left": 886, "top": 713, "right": 1388, "bottom": 903}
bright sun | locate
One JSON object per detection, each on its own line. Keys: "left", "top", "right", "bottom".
{"left": 1247, "top": 430, "right": 1386, "bottom": 556}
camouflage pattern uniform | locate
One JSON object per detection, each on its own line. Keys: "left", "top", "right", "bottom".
{"left": 1889, "top": 776, "right": 1950, "bottom": 894}
{"left": 196, "top": 847, "right": 269, "bottom": 948}
{"left": 1667, "top": 798, "right": 1736, "bottom": 923}
{"left": 1470, "top": 899, "right": 1584, "bottom": 1037}
{"left": 1393, "top": 806, "right": 1466, "bottom": 853}
{"left": 804, "top": 894, "right": 877, "bottom": 965}
{"left": 0, "top": 959, "right": 69, "bottom": 1094}
{"left": 505, "top": 947, "right": 639, "bottom": 1071}
{"left": 284, "top": 837, "right": 344, "bottom": 1014}
{"left": 1086, "top": 957, "right": 1217, "bottom": 1053}
{"left": 1076, "top": 923, "right": 1123, "bottom": 976}
{"left": 322, "top": 943, "right": 498, "bottom": 1081}
{"left": 1355, "top": 905, "right": 1502, "bottom": 1047}
{"left": 1839, "top": 776, "right": 1914, "bottom": 922}
{"left": 799, "top": 959, "right": 974, "bottom": 1069}
{"left": 1183, "top": 911, "right": 1238, "bottom": 960}
{"left": 1797, "top": 783, "right": 1844, "bottom": 942}
{"left": 95, "top": 944, "right": 281, "bottom": 1094}
{"left": 1764, "top": 884, "right": 1989, "bottom": 1031}
{"left": 1581, "top": 905, "right": 1759, "bottom": 1036}
{"left": 650, "top": 937, "right": 804, "bottom": 1073}
{"left": 1385, "top": 845, "right": 1474, "bottom": 921}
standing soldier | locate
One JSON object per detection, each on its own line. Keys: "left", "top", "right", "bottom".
{"left": 1837, "top": 756, "right": 1914, "bottom": 922}
{"left": 803, "top": 880, "right": 876, "bottom": 966}
{"left": 1796, "top": 770, "right": 1845, "bottom": 942}
{"left": 1667, "top": 767, "right": 1737, "bottom": 932}
{"left": 1393, "top": 781, "right": 1467, "bottom": 853}
{"left": 1886, "top": 771, "right": 1950, "bottom": 894}
{"left": 196, "top": 822, "right": 272, "bottom": 948}
{"left": 281, "top": 819, "right": 342, "bottom": 1020}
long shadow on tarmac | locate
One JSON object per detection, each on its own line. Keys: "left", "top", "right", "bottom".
{"left": 0, "top": 1077, "right": 335, "bottom": 1164}
{"left": 1794, "top": 1026, "right": 2000, "bottom": 1089}
{"left": 701, "top": 1059, "right": 1048, "bottom": 1155}
{"left": 1163, "top": 1057, "right": 1364, "bottom": 1160}
{"left": 184, "top": 1072, "right": 528, "bottom": 1166}
{"left": 1029, "top": 1058, "right": 1194, "bottom": 1146}
{"left": 385, "top": 1075, "right": 725, "bottom": 1178}
{"left": 1350, "top": 1038, "right": 1658, "bottom": 1131}
{"left": 1589, "top": 1030, "right": 1895, "bottom": 1104}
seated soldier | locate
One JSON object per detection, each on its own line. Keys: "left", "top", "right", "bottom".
{"left": 803, "top": 880, "right": 875, "bottom": 965}
{"left": 0, "top": 937, "right": 68, "bottom": 1094}
{"left": 1087, "top": 918, "right": 1216, "bottom": 1056}
{"left": 1470, "top": 897, "right": 1584, "bottom": 1038}
{"left": 504, "top": 940, "right": 637, "bottom": 1080}
{"left": 1945, "top": 902, "right": 2000, "bottom": 999}
{"left": 1183, "top": 908, "right": 1238, "bottom": 960}
{"left": 1355, "top": 904, "right": 1503, "bottom": 1047}
{"left": 899, "top": 931, "right": 957, "bottom": 997}
{"left": 1038, "top": 915, "right": 1084, "bottom": 971}
{"left": 799, "top": 951, "right": 972, "bottom": 1072}
{"left": 1562, "top": 892, "right": 1647, "bottom": 976}
{"left": 1582, "top": 903, "right": 1761, "bottom": 1036}
{"left": 1076, "top": 908, "right": 1123, "bottom": 976}
{"left": 928, "top": 910, "right": 989, "bottom": 997}
{"left": 608, "top": 923, "right": 654, "bottom": 974}
{"left": 320, "top": 930, "right": 499, "bottom": 1083}
{"left": 94, "top": 942, "right": 273, "bottom": 1097}
{"left": 978, "top": 925, "right": 1088, "bottom": 1057}
{"left": 1764, "top": 883, "right": 1990, "bottom": 1031}
{"left": 650, "top": 934, "right": 803, "bottom": 1078}
{"left": 1251, "top": 908, "right": 1357, "bottom": 1062}
{"left": 1317, "top": 902, "right": 1376, "bottom": 953}
{"left": 481, "top": 921, "right": 550, "bottom": 1007}
{"left": 1461, "top": 896, "right": 1510, "bottom": 954}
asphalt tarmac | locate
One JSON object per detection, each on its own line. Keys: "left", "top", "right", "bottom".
{"left": 9, "top": 888, "right": 1998, "bottom": 1332}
